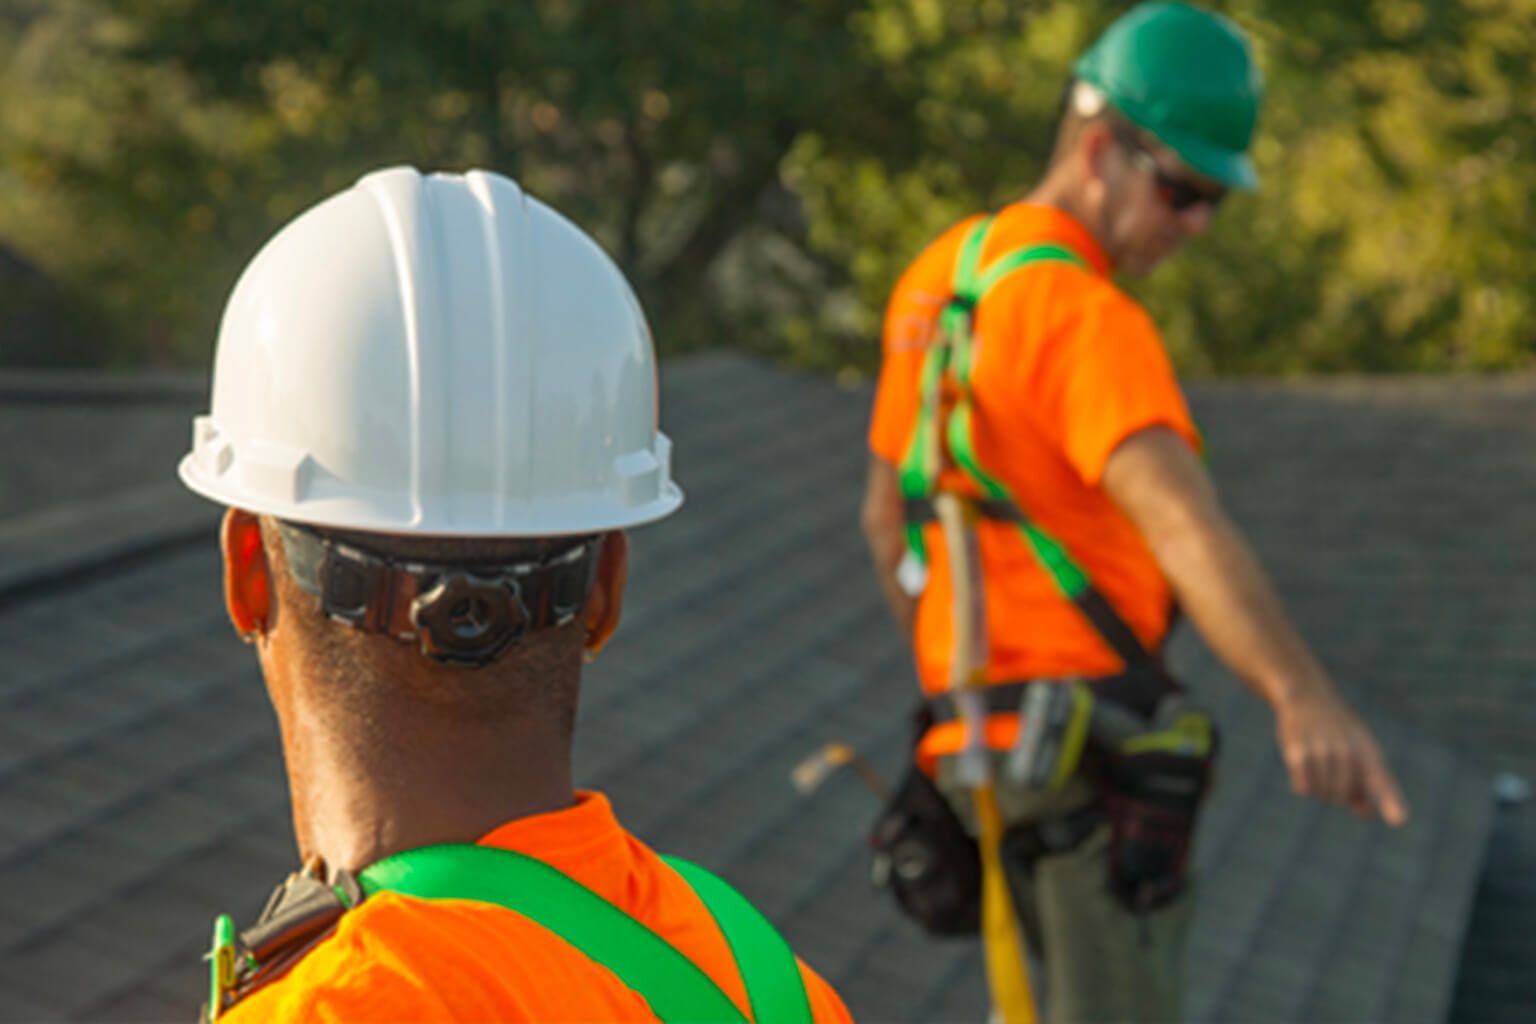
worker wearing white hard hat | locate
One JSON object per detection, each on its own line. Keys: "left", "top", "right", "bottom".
{"left": 183, "top": 166, "right": 850, "bottom": 1023}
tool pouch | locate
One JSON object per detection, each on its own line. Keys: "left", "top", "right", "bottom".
{"left": 1092, "top": 701, "right": 1218, "bottom": 913}
{"left": 868, "top": 703, "right": 981, "bottom": 937}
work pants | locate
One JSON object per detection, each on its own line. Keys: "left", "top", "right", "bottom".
{"left": 935, "top": 759, "right": 1192, "bottom": 1024}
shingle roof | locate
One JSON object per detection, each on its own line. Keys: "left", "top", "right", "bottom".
{"left": 0, "top": 355, "right": 1530, "bottom": 1023}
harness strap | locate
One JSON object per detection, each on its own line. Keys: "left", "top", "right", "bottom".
{"left": 926, "top": 676, "right": 1154, "bottom": 725}
{"left": 207, "top": 847, "right": 813, "bottom": 1023}
{"left": 664, "top": 857, "right": 814, "bottom": 1024}
{"left": 359, "top": 844, "right": 811, "bottom": 1024}
{"left": 902, "top": 495, "right": 1022, "bottom": 525}
{"left": 205, "top": 869, "right": 361, "bottom": 1022}
{"left": 897, "top": 215, "right": 1169, "bottom": 678}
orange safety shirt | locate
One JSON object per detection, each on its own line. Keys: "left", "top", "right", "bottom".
{"left": 226, "top": 791, "right": 852, "bottom": 1023}
{"left": 870, "top": 203, "right": 1200, "bottom": 723}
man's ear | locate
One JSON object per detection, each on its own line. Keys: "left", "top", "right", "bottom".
{"left": 583, "top": 531, "right": 629, "bottom": 659}
{"left": 221, "top": 509, "right": 272, "bottom": 641}
{"left": 1081, "top": 120, "right": 1119, "bottom": 187}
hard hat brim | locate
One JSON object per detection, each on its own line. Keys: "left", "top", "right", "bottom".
{"left": 178, "top": 452, "right": 686, "bottom": 538}
{"left": 1153, "top": 125, "right": 1259, "bottom": 191}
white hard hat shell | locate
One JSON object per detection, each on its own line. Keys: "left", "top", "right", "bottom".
{"left": 180, "top": 167, "right": 682, "bottom": 536}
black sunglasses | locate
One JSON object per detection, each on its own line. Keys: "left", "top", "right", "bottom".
{"left": 1118, "top": 132, "right": 1227, "bottom": 213}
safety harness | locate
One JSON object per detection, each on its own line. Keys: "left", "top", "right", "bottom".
{"left": 897, "top": 216, "right": 1169, "bottom": 680}
{"left": 204, "top": 846, "right": 812, "bottom": 1023}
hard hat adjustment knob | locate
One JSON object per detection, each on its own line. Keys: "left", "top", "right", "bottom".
{"left": 410, "top": 572, "right": 529, "bottom": 668}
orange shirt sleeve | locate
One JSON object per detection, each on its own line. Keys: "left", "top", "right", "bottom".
{"left": 1029, "top": 272, "right": 1200, "bottom": 485}
{"left": 224, "top": 897, "right": 662, "bottom": 1023}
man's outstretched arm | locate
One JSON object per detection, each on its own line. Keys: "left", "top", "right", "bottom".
{"left": 1103, "top": 426, "right": 1408, "bottom": 825}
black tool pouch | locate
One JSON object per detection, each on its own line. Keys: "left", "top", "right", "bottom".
{"left": 868, "top": 703, "right": 980, "bottom": 937}
{"left": 1093, "top": 704, "right": 1219, "bottom": 914}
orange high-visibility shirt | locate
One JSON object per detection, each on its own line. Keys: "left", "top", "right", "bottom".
{"left": 869, "top": 203, "right": 1201, "bottom": 707}
{"left": 225, "top": 791, "right": 852, "bottom": 1023}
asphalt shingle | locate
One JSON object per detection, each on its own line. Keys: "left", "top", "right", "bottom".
{"left": 1, "top": 356, "right": 1530, "bottom": 1022}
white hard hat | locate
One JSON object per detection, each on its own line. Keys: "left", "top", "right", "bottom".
{"left": 179, "top": 166, "right": 682, "bottom": 536}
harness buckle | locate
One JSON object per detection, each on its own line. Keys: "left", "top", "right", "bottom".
{"left": 896, "top": 549, "right": 929, "bottom": 596}
{"left": 205, "top": 913, "right": 240, "bottom": 1022}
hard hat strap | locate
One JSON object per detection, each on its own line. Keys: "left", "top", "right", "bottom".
{"left": 277, "top": 523, "right": 600, "bottom": 668}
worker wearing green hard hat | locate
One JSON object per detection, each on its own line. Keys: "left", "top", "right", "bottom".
{"left": 863, "top": 4, "right": 1406, "bottom": 1023}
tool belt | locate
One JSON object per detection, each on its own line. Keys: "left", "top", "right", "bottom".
{"left": 868, "top": 703, "right": 980, "bottom": 937}
{"left": 868, "top": 698, "right": 1117, "bottom": 938}
{"left": 871, "top": 672, "right": 1217, "bottom": 929}
{"left": 1091, "top": 694, "right": 1219, "bottom": 913}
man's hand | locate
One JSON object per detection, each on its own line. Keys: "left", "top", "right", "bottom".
{"left": 1274, "top": 688, "right": 1409, "bottom": 826}
{"left": 1104, "top": 427, "right": 1410, "bottom": 827}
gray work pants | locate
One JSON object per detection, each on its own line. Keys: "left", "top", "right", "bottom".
{"left": 935, "top": 758, "right": 1193, "bottom": 1024}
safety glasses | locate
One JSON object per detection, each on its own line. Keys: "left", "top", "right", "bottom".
{"left": 1118, "top": 130, "right": 1227, "bottom": 213}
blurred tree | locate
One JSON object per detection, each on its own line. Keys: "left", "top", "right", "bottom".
{"left": 787, "top": 0, "right": 1536, "bottom": 375}
{"left": 0, "top": 0, "right": 1530, "bottom": 374}
{"left": 1, "top": 0, "right": 890, "bottom": 365}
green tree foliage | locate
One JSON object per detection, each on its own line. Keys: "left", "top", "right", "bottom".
{"left": 0, "top": 0, "right": 1531, "bottom": 373}
{"left": 1, "top": 0, "right": 887, "bottom": 365}
{"left": 786, "top": 0, "right": 1536, "bottom": 374}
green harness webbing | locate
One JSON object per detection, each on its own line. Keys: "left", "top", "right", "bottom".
{"left": 358, "top": 844, "right": 814, "bottom": 1024}
{"left": 897, "top": 215, "right": 1165, "bottom": 677}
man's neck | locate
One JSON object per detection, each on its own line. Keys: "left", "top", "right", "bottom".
{"left": 1024, "top": 176, "right": 1098, "bottom": 242}
{"left": 276, "top": 683, "right": 576, "bottom": 875}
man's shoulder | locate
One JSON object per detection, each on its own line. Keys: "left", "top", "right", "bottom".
{"left": 981, "top": 205, "right": 1146, "bottom": 317}
{"left": 225, "top": 891, "right": 653, "bottom": 1021}
{"left": 893, "top": 213, "right": 990, "bottom": 291}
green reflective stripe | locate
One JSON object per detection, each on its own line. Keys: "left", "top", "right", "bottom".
{"left": 951, "top": 216, "right": 994, "bottom": 297}
{"left": 664, "top": 857, "right": 814, "bottom": 1024}
{"left": 936, "top": 239, "right": 1098, "bottom": 599}
{"left": 1019, "top": 523, "right": 1089, "bottom": 596}
{"left": 947, "top": 219, "right": 996, "bottom": 385}
{"left": 947, "top": 401, "right": 1089, "bottom": 598}
{"left": 902, "top": 520, "right": 929, "bottom": 567}
{"left": 905, "top": 338, "right": 950, "bottom": 489}
{"left": 899, "top": 225, "right": 995, "bottom": 569}
{"left": 955, "top": 241, "right": 1086, "bottom": 388}
{"left": 976, "top": 243, "right": 1086, "bottom": 295}
{"left": 897, "top": 338, "right": 949, "bottom": 567}
{"left": 360, "top": 845, "right": 747, "bottom": 1024}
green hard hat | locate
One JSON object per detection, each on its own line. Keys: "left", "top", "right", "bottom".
{"left": 1073, "top": 2, "right": 1263, "bottom": 190}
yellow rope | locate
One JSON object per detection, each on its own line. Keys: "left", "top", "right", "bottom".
{"left": 975, "top": 784, "right": 1037, "bottom": 1024}
{"left": 935, "top": 493, "right": 1038, "bottom": 1024}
